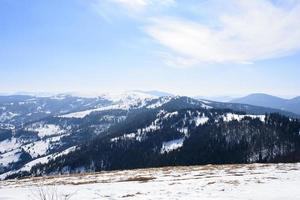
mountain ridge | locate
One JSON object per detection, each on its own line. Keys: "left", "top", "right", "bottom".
{"left": 1, "top": 92, "right": 300, "bottom": 180}
{"left": 231, "top": 93, "right": 300, "bottom": 115}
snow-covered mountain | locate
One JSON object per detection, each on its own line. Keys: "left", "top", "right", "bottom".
{"left": 0, "top": 91, "right": 168, "bottom": 177}
{"left": 132, "top": 90, "right": 174, "bottom": 97}
{"left": 0, "top": 94, "right": 111, "bottom": 127}
{"left": 231, "top": 93, "right": 300, "bottom": 115}
{"left": 1, "top": 92, "right": 300, "bottom": 180}
{"left": 21, "top": 97, "right": 300, "bottom": 179}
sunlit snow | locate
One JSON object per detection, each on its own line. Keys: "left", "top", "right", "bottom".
{"left": 0, "top": 163, "right": 299, "bottom": 200}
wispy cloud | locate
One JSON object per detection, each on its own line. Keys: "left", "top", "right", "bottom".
{"left": 89, "top": 0, "right": 300, "bottom": 67}
{"left": 90, "top": 0, "right": 175, "bottom": 20}
{"left": 110, "top": 0, "right": 175, "bottom": 12}
{"left": 145, "top": 0, "right": 300, "bottom": 66}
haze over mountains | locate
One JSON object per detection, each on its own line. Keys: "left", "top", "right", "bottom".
{"left": 231, "top": 93, "right": 300, "bottom": 115}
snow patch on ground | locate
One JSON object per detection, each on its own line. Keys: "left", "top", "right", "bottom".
{"left": 21, "top": 146, "right": 77, "bottom": 172}
{"left": 223, "top": 113, "right": 265, "bottom": 122}
{"left": 0, "top": 146, "right": 77, "bottom": 180}
{"left": 23, "top": 136, "right": 63, "bottom": 158}
{"left": 177, "top": 127, "right": 189, "bottom": 135}
{"left": 60, "top": 92, "right": 156, "bottom": 119}
{"left": 161, "top": 138, "right": 185, "bottom": 154}
{"left": 0, "top": 149, "right": 21, "bottom": 167}
{"left": 101, "top": 91, "right": 155, "bottom": 102}
{"left": 0, "top": 112, "right": 19, "bottom": 121}
{"left": 193, "top": 114, "right": 209, "bottom": 126}
{"left": 24, "top": 140, "right": 50, "bottom": 158}
{"left": 146, "top": 97, "right": 172, "bottom": 109}
{"left": 0, "top": 138, "right": 22, "bottom": 153}
{"left": 0, "top": 123, "right": 15, "bottom": 130}
{"left": 111, "top": 120, "right": 162, "bottom": 142}
{"left": 163, "top": 111, "right": 178, "bottom": 119}
{"left": 59, "top": 108, "right": 99, "bottom": 118}
{"left": 26, "top": 124, "right": 65, "bottom": 138}
{"left": 0, "top": 163, "right": 299, "bottom": 200}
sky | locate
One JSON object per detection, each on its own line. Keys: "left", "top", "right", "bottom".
{"left": 1, "top": 0, "right": 300, "bottom": 97}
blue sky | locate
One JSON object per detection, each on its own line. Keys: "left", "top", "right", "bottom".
{"left": 1, "top": 0, "right": 300, "bottom": 97}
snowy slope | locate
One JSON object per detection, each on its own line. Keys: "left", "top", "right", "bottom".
{"left": 59, "top": 92, "right": 171, "bottom": 119}
{"left": 0, "top": 146, "right": 77, "bottom": 180}
{"left": 0, "top": 163, "right": 299, "bottom": 200}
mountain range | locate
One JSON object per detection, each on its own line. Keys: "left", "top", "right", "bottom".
{"left": 231, "top": 93, "right": 300, "bottom": 115}
{"left": 0, "top": 91, "right": 300, "bottom": 180}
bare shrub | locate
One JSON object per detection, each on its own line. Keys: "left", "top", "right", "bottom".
{"left": 30, "top": 183, "right": 75, "bottom": 200}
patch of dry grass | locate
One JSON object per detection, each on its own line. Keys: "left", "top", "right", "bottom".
{"left": 120, "top": 176, "right": 156, "bottom": 183}
{"left": 121, "top": 192, "right": 143, "bottom": 198}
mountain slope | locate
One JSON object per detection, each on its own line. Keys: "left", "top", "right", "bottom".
{"left": 231, "top": 93, "right": 300, "bottom": 115}
{"left": 0, "top": 95, "right": 111, "bottom": 127}
{"left": 1, "top": 93, "right": 300, "bottom": 179}
{"left": 1, "top": 96, "right": 299, "bottom": 179}
{"left": 26, "top": 105, "right": 300, "bottom": 178}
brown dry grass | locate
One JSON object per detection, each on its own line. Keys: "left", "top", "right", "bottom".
{"left": 120, "top": 176, "right": 156, "bottom": 183}
{"left": 121, "top": 192, "right": 143, "bottom": 198}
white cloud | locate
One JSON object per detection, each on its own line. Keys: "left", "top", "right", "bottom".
{"left": 145, "top": 0, "right": 300, "bottom": 66}
{"left": 113, "top": 0, "right": 175, "bottom": 11}
{"left": 89, "top": 0, "right": 175, "bottom": 22}
{"left": 94, "top": 0, "right": 174, "bottom": 14}
{"left": 110, "top": 0, "right": 148, "bottom": 12}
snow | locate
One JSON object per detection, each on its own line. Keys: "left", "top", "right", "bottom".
{"left": 23, "top": 136, "right": 63, "bottom": 158}
{"left": 60, "top": 108, "right": 99, "bottom": 118}
{"left": 0, "top": 146, "right": 77, "bottom": 180}
{"left": 0, "top": 138, "right": 22, "bottom": 153}
{"left": 26, "top": 124, "right": 65, "bottom": 138}
{"left": 50, "top": 95, "right": 67, "bottom": 100}
{"left": 0, "top": 112, "right": 19, "bottom": 121}
{"left": 59, "top": 94, "right": 212, "bottom": 119}
{"left": 0, "top": 149, "right": 21, "bottom": 167}
{"left": 0, "top": 123, "right": 15, "bottom": 130}
{"left": 199, "top": 99, "right": 212, "bottom": 104}
{"left": 59, "top": 104, "right": 127, "bottom": 118}
{"left": 60, "top": 92, "right": 156, "bottom": 119}
{"left": 160, "top": 138, "right": 185, "bottom": 154}
{"left": 111, "top": 121, "right": 161, "bottom": 142}
{"left": 111, "top": 110, "right": 210, "bottom": 143}
{"left": 102, "top": 91, "right": 155, "bottom": 102}
{"left": 21, "top": 146, "right": 77, "bottom": 172}
{"left": 24, "top": 140, "right": 50, "bottom": 158}
{"left": 142, "top": 122, "right": 161, "bottom": 133}
{"left": 110, "top": 110, "right": 181, "bottom": 142}
{"left": 0, "top": 163, "right": 299, "bottom": 200}
{"left": 223, "top": 113, "right": 265, "bottom": 122}
{"left": 201, "top": 103, "right": 213, "bottom": 109}
{"left": 111, "top": 133, "right": 137, "bottom": 142}
{"left": 146, "top": 97, "right": 172, "bottom": 109}
{"left": 194, "top": 114, "right": 209, "bottom": 126}
{"left": 21, "top": 155, "right": 51, "bottom": 172}
{"left": 163, "top": 111, "right": 178, "bottom": 119}
{"left": 177, "top": 127, "right": 189, "bottom": 135}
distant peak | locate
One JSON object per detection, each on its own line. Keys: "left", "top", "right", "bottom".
{"left": 132, "top": 90, "right": 174, "bottom": 97}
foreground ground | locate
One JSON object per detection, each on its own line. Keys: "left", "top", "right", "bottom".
{"left": 0, "top": 163, "right": 299, "bottom": 200}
